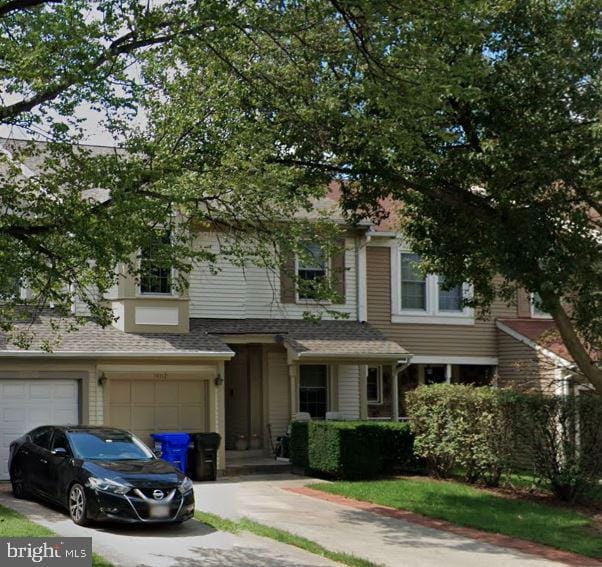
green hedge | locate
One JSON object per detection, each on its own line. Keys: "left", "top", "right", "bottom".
{"left": 406, "top": 384, "right": 602, "bottom": 501}
{"left": 290, "top": 420, "right": 421, "bottom": 480}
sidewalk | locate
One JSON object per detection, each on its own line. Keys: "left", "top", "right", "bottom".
{"left": 193, "top": 474, "right": 569, "bottom": 567}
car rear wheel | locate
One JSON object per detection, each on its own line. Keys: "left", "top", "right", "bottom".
{"left": 11, "top": 469, "right": 30, "bottom": 500}
{"left": 69, "top": 483, "right": 89, "bottom": 526}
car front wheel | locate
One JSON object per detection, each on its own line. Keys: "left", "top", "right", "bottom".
{"left": 69, "top": 483, "right": 89, "bottom": 526}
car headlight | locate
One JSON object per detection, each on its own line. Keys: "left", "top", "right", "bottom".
{"left": 87, "top": 477, "right": 131, "bottom": 495}
{"left": 179, "top": 477, "right": 194, "bottom": 494}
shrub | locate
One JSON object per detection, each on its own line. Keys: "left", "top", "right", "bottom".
{"left": 407, "top": 384, "right": 512, "bottom": 485}
{"left": 289, "top": 420, "right": 419, "bottom": 480}
{"left": 506, "top": 392, "right": 602, "bottom": 502}
{"left": 289, "top": 421, "right": 309, "bottom": 469}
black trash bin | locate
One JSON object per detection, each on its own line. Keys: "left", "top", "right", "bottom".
{"left": 188, "top": 432, "right": 221, "bottom": 481}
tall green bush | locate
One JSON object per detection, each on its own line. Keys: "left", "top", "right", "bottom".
{"left": 506, "top": 392, "right": 602, "bottom": 501}
{"left": 407, "top": 384, "right": 602, "bottom": 501}
{"left": 406, "top": 384, "right": 512, "bottom": 485}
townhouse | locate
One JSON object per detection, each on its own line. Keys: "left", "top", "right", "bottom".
{"left": 0, "top": 142, "right": 581, "bottom": 477}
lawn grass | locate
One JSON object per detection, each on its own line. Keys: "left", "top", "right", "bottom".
{"left": 0, "top": 504, "right": 113, "bottom": 567}
{"left": 195, "top": 510, "right": 382, "bottom": 567}
{"left": 312, "top": 478, "right": 602, "bottom": 559}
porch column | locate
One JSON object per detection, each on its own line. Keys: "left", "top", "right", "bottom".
{"left": 391, "top": 364, "right": 399, "bottom": 422}
{"left": 445, "top": 364, "right": 452, "bottom": 384}
{"left": 216, "top": 360, "right": 226, "bottom": 470}
{"left": 359, "top": 364, "right": 368, "bottom": 419}
{"left": 288, "top": 363, "right": 298, "bottom": 418}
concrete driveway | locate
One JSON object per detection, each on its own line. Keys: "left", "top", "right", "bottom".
{"left": 193, "top": 474, "right": 571, "bottom": 567}
{"left": 0, "top": 483, "right": 338, "bottom": 567}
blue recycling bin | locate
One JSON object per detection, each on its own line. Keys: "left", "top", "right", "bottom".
{"left": 151, "top": 432, "right": 190, "bottom": 472}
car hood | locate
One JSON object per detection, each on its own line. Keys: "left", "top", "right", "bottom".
{"left": 83, "top": 459, "right": 185, "bottom": 486}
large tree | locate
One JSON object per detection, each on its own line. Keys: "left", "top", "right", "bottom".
{"left": 0, "top": 0, "right": 340, "bottom": 344}
{"left": 145, "top": 0, "right": 600, "bottom": 391}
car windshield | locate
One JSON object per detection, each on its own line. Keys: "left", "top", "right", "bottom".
{"left": 67, "top": 430, "right": 154, "bottom": 461}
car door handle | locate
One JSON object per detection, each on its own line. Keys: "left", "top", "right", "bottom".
{"left": 40, "top": 458, "right": 47, "bottom": 464}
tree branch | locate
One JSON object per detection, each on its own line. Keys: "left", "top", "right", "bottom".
{"left": 0, "top": 0, "right": 60, "bottom": 18}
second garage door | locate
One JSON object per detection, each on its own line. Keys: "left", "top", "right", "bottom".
{"left": 107, "top": 378, "right": 209, "bottom": 445}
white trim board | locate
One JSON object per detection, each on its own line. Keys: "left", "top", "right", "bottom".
{"left": 495, "top": 320, "right": 574, "bottom": 369}
{"left": 410, "top": 356, "right": 498, "bottom": 366}
{"left": 0, "top": 351, "right": 234, "bottom": 359}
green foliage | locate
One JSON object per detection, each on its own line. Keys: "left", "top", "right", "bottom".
{"left": 132, "top": 0, "right": 602, "bottom": 390}
{"left": 407, "top": 384, "right": 602, "bottom": 500}
{"left": 506, "top": 392, "right": 602, "bottom": 502}
{"left": 407, "top": 384, "right": 512, "bottom": 485}
{"left": 289, "top": 421, "right": 309, "bottom": 469}
{"left": 290, "top": 420, "right": 419, "bottom": 480}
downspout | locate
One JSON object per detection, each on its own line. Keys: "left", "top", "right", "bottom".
{"left": 357, "top": 231, "right": 370, "bottom": 322}
{"left": 392, "top": 356, "right": 412, "bottom": 421}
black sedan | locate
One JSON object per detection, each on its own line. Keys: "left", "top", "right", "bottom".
{"left": 8, "top": 425, "right": 195, "bottom": 525}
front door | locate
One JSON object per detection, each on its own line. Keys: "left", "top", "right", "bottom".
{"left": 225, "top": 346, "right": 250, "bottom": 449}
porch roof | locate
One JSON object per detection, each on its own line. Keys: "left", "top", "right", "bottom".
{"left": 191, "top": 318, "right": 409, "bottom": 362}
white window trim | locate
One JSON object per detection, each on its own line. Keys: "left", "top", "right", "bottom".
{"left": 294, "top": 247, "right": 332, "bottom": 304}
{"left": 136, "top": 265, "right": 178, "bottom": 298}
{"left": 530, "top": 293, "right": 552, "bottom": 319}
{"left": 391, "top": 245, "right": 474, "bottom": 325}
{"left": 366, "top": 365, "right": 383, "bottom": 405}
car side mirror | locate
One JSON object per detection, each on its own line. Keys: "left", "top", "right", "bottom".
{"left": 52, "top": 447, "right": 68, "bottom": 457}
{"left": 153, "top": 449, "right": 162, "bottom": 458}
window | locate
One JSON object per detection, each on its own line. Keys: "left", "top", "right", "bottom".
{"left": 31, "top": 427, "right": 53, "bottom": 450}
{"left": 531, "top": 292, "right": 550, "bottom": 318}
{"left": 51, "top": 431, "right": 72, "bottom": 455}
{"left": 299, "top": 365, "right": 328, "bottom": 418}
{"left": 424, "top": 365, "right": 447, "bottom": 385}
{"left": 392, "top": 245, "right": 474, "bottom": 325}
{"left": 366, "top": 366, "right": 383, "bottom": 404}
{"left": 400, "top": 253, "right": 426, "bottom": 310}
{"left": 297, "top": 243, "right": 327, "bottom": 300}
{"left": 140, "top": 231, "right": 172, "bottom": 295}
{"left": 438, "top": 277, "right": 463, "bottom": 311}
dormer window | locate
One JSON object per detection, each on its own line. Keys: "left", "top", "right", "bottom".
{"left": 297, "top": 242, "right": 328, "bottom": 300}
{"left": 140, "top": 232, "right": 172, "bottom": 295}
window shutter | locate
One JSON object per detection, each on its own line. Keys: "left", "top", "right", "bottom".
{"left": 331, "top": 238, "right": 346, "bottom": 304}
{"left": 280, "top": 250, "right": 296, "bottom": 303}
{"left": 517, "top": 288, "right": 531, "bottom": 317}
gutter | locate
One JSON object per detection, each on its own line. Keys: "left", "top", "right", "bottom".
{"left": 0, "top": 350, "right": 235, "bottom": 359}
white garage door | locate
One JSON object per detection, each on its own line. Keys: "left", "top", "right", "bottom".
{"left": 0, "top": 380, "right": 79, "bottom": 480}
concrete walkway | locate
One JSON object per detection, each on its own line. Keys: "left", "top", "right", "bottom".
{"left": 193, "top": 474, "right": 569, "bottom": 567}
{"left": 0, "top": 483, "right": 338, "bottom": 567}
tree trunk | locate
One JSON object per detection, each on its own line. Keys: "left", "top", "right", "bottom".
{"left": 544, "top": 292, "right": 602, "bottom": 395}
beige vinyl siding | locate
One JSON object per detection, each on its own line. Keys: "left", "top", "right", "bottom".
{"left": 366, "top": 246, "right": 516, "bottom": 357}
{"left": 266, "top": 350, "right": 290, "bottom": 438}
{"left": 188, "top": 233, "right": 357, "bottom": 320}
{"left": 496, "top": 330, "right": 557, "bottom": 394}
{"left": 337, "top": 365, "right": 361, "bottom": 419}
